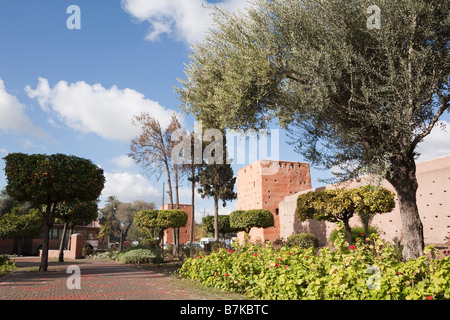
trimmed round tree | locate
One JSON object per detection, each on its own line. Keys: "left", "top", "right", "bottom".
{"left": 202, "top": 214, "right": 238, "bottom": 240}
{"left": 134, "top": 209, "right": 188, "bottom": 260}
{"left": 3, "top": 153, "right": 105, "bottom": 271}
{"left": 296, "top": 185, "right": 395, "bottom": 246}
{"left": 229, "top": 209, "right": 275, "bottom": 238}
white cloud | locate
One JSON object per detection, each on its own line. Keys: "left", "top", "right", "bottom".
{"left": 101, "top": 172, "right": 161, "bottom": 203}
{"left": 0, "top": 78, "right": 45, "bottom": 137}
{"left": 416, "top": 121, "right": 450, "bottom": 161}
{"left": 121, "top": 0, "right": 251, "bottom": 46}
{"left": 111, "top": 154, "right": 135, "bottom": 169}
{"left": 25, "top": 77, "right": 179, "bottom": 142}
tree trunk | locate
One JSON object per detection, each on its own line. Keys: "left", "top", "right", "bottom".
{"left": 190, "top": 136, "right": 196, "bottom": 258}
{"left": 214, "top": 195, "right": 219, "bottom": 242}
{"left": 67, "top": 225, "right": 74, "bottom": 250}
{"left": 58, "top": 222, "right": 68, "bottom": 263}
{"left": 17, "top": 238, "right": 24, "bottom": 256}
{"left": 174, "top": 163, "right": 180, "bottom": 257}
{"left": 343, "top": 219, "right": 353, "bottom": 247}
{"left": 387, "top": 153, "right": 424, "bottom": 260}
{"left": 160, "top": 229, "right": 165, "bottom": 262}
{"left": 40, "top": 212, "right": 51, "bottom": 272}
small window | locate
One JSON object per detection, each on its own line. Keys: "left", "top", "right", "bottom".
{"left": 275, "top": 208, "right": 279, "bottom": 216}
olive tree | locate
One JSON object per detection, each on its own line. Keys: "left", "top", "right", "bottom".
{"left": 176, "top": 0, "right": 449, "bottom": 260}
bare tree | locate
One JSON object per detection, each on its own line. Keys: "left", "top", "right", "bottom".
{"left": 129, "top": 112, "right": 183, "bottom": 255}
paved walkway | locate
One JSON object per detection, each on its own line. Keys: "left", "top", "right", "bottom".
{"left": 0, "top": 257, "right": 236, "bottom": 300}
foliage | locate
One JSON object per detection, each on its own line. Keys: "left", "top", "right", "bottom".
{"left": 157, "top": 209, "right": 188, "bottom": 230}
{"left": 285, "top": 233, "right": 319, "bottom": 249}
{"left": 0, "top": 207, "right": 43, "bottom": 240}
{"left": 0, "top": 254, "right": 16, "bottom": 276}
{"left": 134, "top": 209, "right": 189, "bottom": 231}
{"left": 202, "top": 215, "right": 238, "bottom": 238}
{"left": 133, "top": 209, "right": 188, "bottom": 260}
{"left": 229, "top": 209, "right": 275, "bottom": 233}
{"left": 296, "top": 186, "right": 395, "bottom": 245}
{"left": 179, "top": 223, "right": 450, "bottom": 300}
{"left": 134, "top": 210, "right": 160, "bottom": 229}
{"left": 56, "top": 200, "right": 98, "bottom": 225}
{"left": 3, "top": 152, "right": 105, "bottom": 271}
{"left": 296, "top": 186, "right": 395, "bottom": 223}
{"left": 117, "top": 248, "right": 162, "bottom": 265}
{"left": 3, "top": 153, "right": 105, "bottom": 207}
{"left": 176, "top": 0, "right": 449, "bottom": 260}
{"left": 329, "top": 226, "right": 378, "bottom": 246}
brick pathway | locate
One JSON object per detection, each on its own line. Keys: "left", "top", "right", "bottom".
{"left": 0, "top": 257, "right": 237, "bottom": 300}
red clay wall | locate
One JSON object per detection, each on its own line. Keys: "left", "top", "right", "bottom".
{"left": 162, "top": 204, "right": 193, "bottom": 245}
{"left": 237, "top": 160, "right": 312, "bottom": 243}
{"left": 280, "top": 155, "right": 450, "bottom": 248}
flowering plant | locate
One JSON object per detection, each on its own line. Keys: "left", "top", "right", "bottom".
{"left": 179, "top": 222, "right": 450, "bottom": 300}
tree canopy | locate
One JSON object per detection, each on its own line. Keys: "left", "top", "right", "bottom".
{"left": 176, "top": 0, "right": 449, "bottom": 259}
{"left": 229, "top": 209, "right": 275, "bottom": 234}
{"left": 3, "top": 153, "right": 105, "bottom": 271}
{"left": 296, "top": 185, "right": 395, "bottom": 245}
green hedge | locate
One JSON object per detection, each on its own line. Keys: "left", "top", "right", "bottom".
{"left": 179, "top": 222, "right": 450, "bottom": 300}
{"left": 285, "top": 233, "right": 319, "bottom": 249}
{"left": 0, "top": 255, "right": 16, "bottom": 276}
{"left": 117, "top": 248, "right": 162, "bottom": 265}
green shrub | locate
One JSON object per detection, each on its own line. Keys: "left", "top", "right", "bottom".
{"left": 140, "top": 239, "right": 159, "bottom": 249}
{"left": 179, "top": 222, "right": 450, "bottom": 300}
{"left": 329, "top": 226, "right": 378, "bottom": 245}
{"left": 86, "top": 249, "right": 119, "bottom": 261}
{"left": 117, "top": 248, "right": 162, "bottom": 264}
{"left": 286, "top": 233, "right": 319, "bottom": 249}
{"left": 0, "top": 254, "right": 17, "bottom": 275}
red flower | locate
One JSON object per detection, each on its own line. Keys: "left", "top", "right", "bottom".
{"left": 360, "top": 232, "right": 365, "bottom": 236}
{"left": 285, "top": 265, "right": 288, "bottom": 268}
{"left": 304, "top": 255, "right": 309, "bottom": 258}
{"left": 215, "top": 273, "right": 219, "bottom": 276}
{"left": 275, "top": 263, "right": 280, "bottom": 267}
{"left": 216, "top": 249, "right": 220, "bottom": 252}
{"left": 289, "top": 252, "right": 293, "bottom": 255}
{"left": 349, "top": 245, "right": 356, "bottom": 250}
{"left": 228, "top": 249, "right": 234, "bottom": 253}
{"left": 278, "top": 258, "right": 282, "bottom": 261}
{"left": 397, "top": 272, "right": 403, "bottom": 275}
{"left": 253, "top": 253, "right": 258, "bottom": 257}
{"left": 224, "top": 273, "right": 229, "bottom": 277}
{"left": 427, "top": 296, "right": 433, "bottom": 300}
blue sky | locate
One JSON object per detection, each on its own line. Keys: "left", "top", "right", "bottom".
{"left": 1, "top": 0, "right": 449, "bottom": 221}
